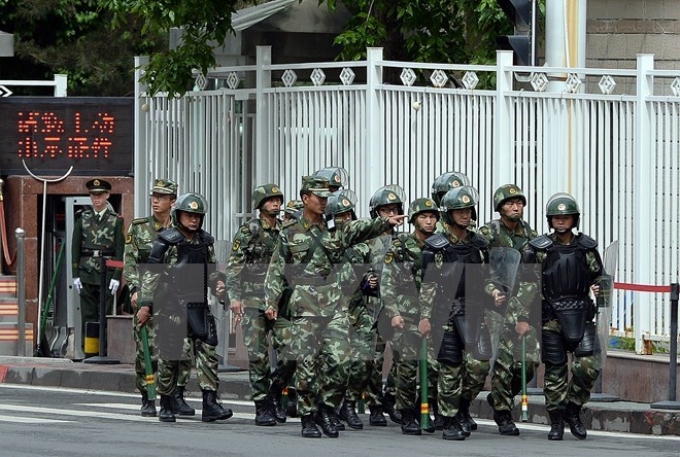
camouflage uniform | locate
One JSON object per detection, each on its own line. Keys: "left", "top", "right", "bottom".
{"left": 264, "top": 175, "right": 393, "bottom": 438}
{"left": 420, "top": 186, "right": 490, "bottom": 441}
{"left": 381, "top": 224, "right": 440, "bottom": 434}
{"left": 123, "top": 178, "right": 194, "bottom": 417}
{"left": 140, "top": 193, "right": 232, "bottom": 424}
{"left": 71, "top": 178, "right": 125, "bottom": 339}
{"left": 226, "top": 183, "right": 296, "bottom": 424}
{"left": 477, "top": 184, "right": 540, "bottom": 435}
{"left": 525, "top": 192, "right": 603, "bottom": 440}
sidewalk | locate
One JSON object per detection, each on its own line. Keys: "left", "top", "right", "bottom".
{"left": 1, "top": 355, "right": 679, "bottom": 437}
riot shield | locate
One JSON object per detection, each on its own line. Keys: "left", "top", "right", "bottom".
{"left": 486, "top": 247, "right": 522, "bottom": 364}
{"left": 597, "top": 241, "right": 619, "bottom": 374}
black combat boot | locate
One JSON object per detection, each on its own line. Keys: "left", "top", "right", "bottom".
{"left": 328, "top": 407, "right": 345, "bottom": 431}
{"left": 158, "top": 394, "right": 176, "bottom": 423}
{"left": 430, "top": 400, "right": 444, "bottom": 431}
{"left": 441, "top": 415, "right": 466, "bottom": 441}
{"left": 172, "top": 386, "right": 195, "bottom": 416}
{"left": 368, "top": 404, "right": 387, "bottom": 426}
{"left": 255, "top": 400, "right": 277, "bottom": 426}
{"left": 301, "top": 413, "right": 322, "bottom": 438}
{"left": 268, "top": 386, "right": 287, "bottom": 423}
{"left": 286, "top": 387, "right": 299, "bottom": 417}
{"left": 400, "top": 409, "right": 421, "bottom": 436}
{"left": 494, "top": 410, "right": 520, "bottom": 436}
{"left": 458, "top": 397, "right": 477, "bottom": 432}
{"left": 201, "top": 390, "right": 233, "bottom": 422}
{"left": 339, "top": 400, "right": 364, "bottom": 430}
{"left": 140, "top": 392, "right": 157, "bottom": 417}
{"left": 547, "top": 410, "right": 565, "bottom": 441}
{"left": 564, "top": 402, "right": 587, "bottom": 440}
{"left": 313, "top": 404, "right": 339, "bottom": 438}
{"left": 382, "top": 392, "right": 402, "bottom": 424}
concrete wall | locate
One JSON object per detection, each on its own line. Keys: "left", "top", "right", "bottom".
{"left": 588, "top": 0, "right": 680, "bottom": 70}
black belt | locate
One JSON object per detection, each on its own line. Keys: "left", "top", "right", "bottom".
{"left": 81, "top": 249, "right": 114, "bottom": 257}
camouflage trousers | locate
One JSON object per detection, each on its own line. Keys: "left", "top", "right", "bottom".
{"left": 488, "top": 324, "right": 539, "bottom": 412}
{"left": 133, "top": 316, "right": 192, "bottom": 395}
{"left": 438, "top": 325, "right": 490, "bottom": 417}
{"left": 542, "top": 319, "right": 600, "bottom": 412}
{"left": 391, "top": 321, "right": 439, "bottom": 411}
{"left": 241, "top": 307, "right": 297, "bottom": 401}
{"left": 341, "top": 303, "right": 375, "bottom": 403}
{"left": 292, "top": 311, "right": 351, "bottom": 416}
{"left": 365, "top": 331, "right": 398, "bottom": 407}
{"left": 157, "top": 336, "right": 220, "bottom": 395}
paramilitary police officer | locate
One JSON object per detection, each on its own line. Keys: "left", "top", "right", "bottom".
{"left": 283, "top": 200, "right": 304, "bottom": 222}
{"left": 419, "top": 186, "right": 492, "bottom": 441}
{"left": 264, "top": 175, "right": 407, "bottom": 439}
{"left": 478, "top": 184, "right": 539, "bottom": 436}
{"left": 381, "top": 198, "right": 441, "bottom": 435}
{"left": 124, "top": 178, "right": 194, "bottom": 418}
{"left": 525, "top": 192, "right": 604, "bottom": 441}
{"left": 313, "top": 166, "right": 349, "bottom": 192}
{"left": 365, "top": 185, "right": 407, "bottom": 426}
{"left": 71, "top": 178, "right": 125, "bottom": 343}
{"left": 226, "top": 183, "right": 295, "bottom": 426}
{"left": 139, "top": 193, "right": 232, "bottom": 424}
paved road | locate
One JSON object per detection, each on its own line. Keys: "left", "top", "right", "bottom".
{"left": 1, "top": 384, "right": 679, "bottom": 457}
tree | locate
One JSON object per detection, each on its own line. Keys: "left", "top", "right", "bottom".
{"left": 0, "top": 0, "right": 165, "bottom": 96}
{"left": 103, "top": 0, "right": 246, "bottom": 97}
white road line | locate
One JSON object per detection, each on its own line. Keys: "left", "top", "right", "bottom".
{"left": 0, "top": 416, "right": 73, "bottom": 424}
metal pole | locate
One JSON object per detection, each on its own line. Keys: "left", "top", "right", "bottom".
{"left": 650, "top": 283, "right": 680, "bottom": 410}
{"left": 15, "top": 228, "right": 25, "bottom": 357}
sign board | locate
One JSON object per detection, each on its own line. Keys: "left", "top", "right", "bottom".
{"left": 0, "top": 97, "right": 134, "bottom": 176}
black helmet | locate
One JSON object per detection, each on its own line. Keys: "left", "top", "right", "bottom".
{"left": 369, "top": 184, "right": 406, "bottom": 219}
{"left": 313, "top": 167, "right": 349, "bottom": 191}
{"left": 440, "top": 185, "right": 478, "bottom": 225}
{"left": 172, "top": 192, "right": 208, "bottom": 230}
{"left": 546, "top": 192, "right": 580, "bottom": 229}
{"left": 431, "top": 171, "right": 471, "bottom": 207}
{"left": 325, "top": 189, "right": 358, "bottom": 220}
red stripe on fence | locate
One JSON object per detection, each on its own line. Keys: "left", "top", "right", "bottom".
{"left": 614, "top": 282, "right": 671, "bottom": 293}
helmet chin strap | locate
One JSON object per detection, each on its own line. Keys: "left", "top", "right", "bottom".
{"left": 265, "top": 208, "right": 279, "bottom": 217}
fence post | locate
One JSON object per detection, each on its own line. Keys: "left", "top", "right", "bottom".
{"left": 494, "top": 50, "right": 514, "bottom": 187}
{"left": 650, "top": 283, "right": 680, "bottom": 410}
{"left": 15, "top": 228, "right": 25, "bottom": 357}
{"left": 255, "top": 46, "right": 272, "bottom": 186}
{"left": 134, "top": 56, "right": 150, "bottom": 217}
{"left": 366, "top": 47, "right": 385, "bottom": 194}
{"left": 633, "top": 54, "right": 654, "bottom": 354}
{"left": 53, "top": 74, "right": 67, "bottom": 97}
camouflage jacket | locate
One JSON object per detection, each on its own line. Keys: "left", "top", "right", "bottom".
{"left": 139, "top": 228, "right": 218, "bottom": 309}
{"left": 342, "top": 241, "right": 373, "bottom": 312}
{"left": 123, "top": 215, "right": 169, "bottom": 295}
{"left": 381, "top": 233, "right": 428, "bottom": 322}
{"left": 225, "top": 217, "right": 281, "bottom": 308}
{"left": 477, "top": 219, "right": 538, "bottom": 323}
{"left": 71, "top": 209, "right": 125, "bottom": 285}
{"left": 265, "top": 215, "right": 391, "bottom": 317}
{"left": 419, "top": 229, "right": 489, "bottom": 320}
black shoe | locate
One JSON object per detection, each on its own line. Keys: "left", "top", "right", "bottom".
{"left": 286, "top": 388, "right": 299, "bottom": 418}
{"left": 141, "top": 392, "right": 157, "bottom": 417}
{"left": 442, "top": 416, "right": 466, "bottom": 441}
{"left": 301, "top": 414, "right": 322, "bottom": 438}
{"left": 158, "top": 394, "right": 176, "bottom": 423}
{"left": 494, "top": 410, "right": 520, "bottom": 436}
{"left": 339, "top": 400, "right": 364, "bottom": 430}
{"left": 172, "top": 386, "right": 196, "bottom": 416}
{"left": 368, "top": 405, "right": 387, "bottom": 426}
{"left": 564, "top": 402, "right": 587, "bottom": 440}
{"left": 328, "top": 408, "right": 345, "bottom": 431}
{"left": 458, "top": 397, "right": 477, "bottom": 432}
{"left": 268, "top": 386, "right": 287, "bottom": 423}
{"left": 400, "top": 409, "right": 422, "bottom": 436}
{"left": 454, "top": 410, "right": 471, "bottom": 437}
{"left": 314, "top": 405, "right": 339, "bottom": 438}
{"left": 383, "top": 393, "right": 402, "bottom": 424}
{"left": 201, "top": 390, "right": 233, "bottom": 422}
{"left": 255, "top": 400, "right": 277, "bottom": 426}
{"left": 548, "top": 410, "right": 565, "bottom": 441}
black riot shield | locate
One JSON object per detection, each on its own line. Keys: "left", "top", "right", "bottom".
{"left": 597, "top": 241, "right": 619, "bottom": 373}
{"left": 486, "top": 247, "right": 522, "bottom": 361}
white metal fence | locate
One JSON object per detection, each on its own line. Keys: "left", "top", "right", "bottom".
{"left": 134, "top": 48, "right": 680, "bottom": 353}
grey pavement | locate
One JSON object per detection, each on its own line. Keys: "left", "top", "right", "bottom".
{"left": 1, "top": 355, "right": 679, "bottom": 437}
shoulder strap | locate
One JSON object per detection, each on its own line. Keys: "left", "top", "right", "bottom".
{"left": 529, "top": 234, "right": 553, "bottom": 250}
{"left": 158, "top": 227, "right": 184, "bottom": 245}
{"left": 577, "top": 233, "right": 598, "bottom": 249}
{"left": 424, "top": 233, "right": 450, "bottom": 251}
